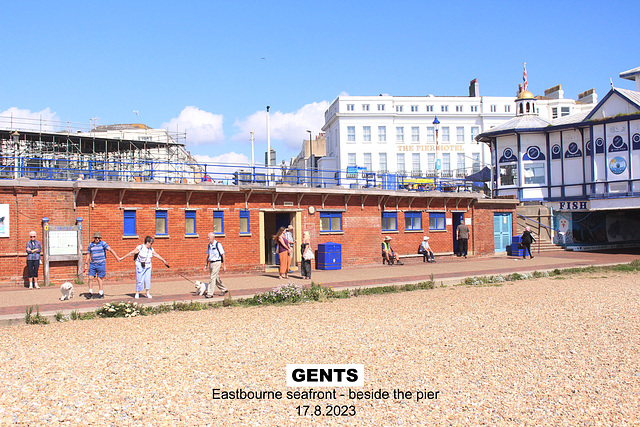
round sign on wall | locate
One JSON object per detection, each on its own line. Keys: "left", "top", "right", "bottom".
{"left": 609, "top": 156, "right": 627, "bottom": 175}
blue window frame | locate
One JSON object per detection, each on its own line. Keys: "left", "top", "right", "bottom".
{"left": 239, "top": 210, "right": 250, "bottom": 234}
{"left": 123, "top": 210, "right": 136, "bottom": 236}
{"left": 381, "top": 212, "right": 397, "bottom": 231}
{"left": 155, "top": 210, "right": 168, "bottom": 235}
{"left": 320, "top": 212, "right": 342, "bottom": 232}
{"left": 213, "top": 211, "right": 224, "bottom": 234}
{"left": 429, "top": 212, "right": 445, "bottom": 231}
{"left": 404, "top": 212, "right": 422, "bottom": 231}
{"left": 185, "top": 210, "right": 196, "bottom": 235}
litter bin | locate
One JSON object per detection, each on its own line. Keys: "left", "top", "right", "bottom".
{"left": 510, "top": 236, "right": 523, "bottom": 257}
{"left": 317, "top": 242, "right": 342, "bottom": 270}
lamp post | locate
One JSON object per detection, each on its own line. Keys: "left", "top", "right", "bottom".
{"left": 433, "top": 117, "right": 440, "bottom": 183}
{"left": 306, "top": 130, "right": 312, "bottom": 186}
{"left": 11, "top": 131, "right": 19, "bottom": 179}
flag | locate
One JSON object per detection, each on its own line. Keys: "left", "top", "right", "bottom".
{"left": 523, "top": 62, "right": 528, "bottom": 91}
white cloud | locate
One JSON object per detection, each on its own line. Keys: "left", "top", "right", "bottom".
{"left": 193, "top": 152, "right": 249, "bottom": 165}
{"left": 0, "top": 107, "right": 60, "bottom": 132}
{"left": 192, "top": 152, "right": 251, "bottom": 182}
{"left": 162, "top": 106, "right": 224, "bottom": 145}
{"left": 232, "top": 101, "right": 329, "bottom": 150}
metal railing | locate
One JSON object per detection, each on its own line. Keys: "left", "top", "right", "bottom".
{"left": 517, "top": 213, "right": 563, "bottom": 252}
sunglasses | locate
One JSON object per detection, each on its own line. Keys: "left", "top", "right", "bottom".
{"left": 30, "top": 236, "right": 36, "bottom": 238}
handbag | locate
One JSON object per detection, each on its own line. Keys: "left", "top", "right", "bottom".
{"left": 303, "top": 247, "right": 315, "bottom": 261}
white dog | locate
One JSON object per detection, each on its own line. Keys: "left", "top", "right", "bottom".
{"left": 60, "top": 282, "right": 74, "bottom": 301}
{"left": 195, "top": 280, "right": 210, "bottom": 296}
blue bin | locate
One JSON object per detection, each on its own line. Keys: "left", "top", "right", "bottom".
{"left": 317, "top": 242, "right": 342, "bottom": 270}
{"left": 512, "top": 236, "right": 522, "bottom": 244}
{"left": 510, "top": 243, "right": 523, "bottom": 257}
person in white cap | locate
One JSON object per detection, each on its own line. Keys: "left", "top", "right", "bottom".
{"left": 419, "top": 236, "right": 435, "bottom": 263}
{"left": 381, "top": 236, "right": 403, "bottom": 265}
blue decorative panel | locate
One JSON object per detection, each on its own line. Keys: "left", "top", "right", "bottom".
{"left": 499, "top": 147, "right": 517, "bottom": 163}
{"left": 522, "top": 146, "right": 545, "bottom": 161}
{"left": 632, "top": 133, "right": 640, "bottom": 150}
{"left": 564, "top": 142, "right": 582, "bottom": 158}
{"left": 608, "top": 135, "right": 628, "bottom": 153}
{"left": 595, "top": 137, "right": 605, "bottom": 154}
{"left": 551, "top": 144, "right": 562, "bottom": 160}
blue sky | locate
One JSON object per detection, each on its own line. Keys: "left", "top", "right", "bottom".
{"left": 1, "top": 0, "right": 638, "bottom": 165}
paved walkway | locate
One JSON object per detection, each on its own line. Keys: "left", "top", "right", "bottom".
{"left": 3, "top": 249, "right": 639, "bottom": 326}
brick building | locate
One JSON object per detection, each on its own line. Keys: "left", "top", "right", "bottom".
{"left": 0, "top": 179, "right": 517, "bottom": 286}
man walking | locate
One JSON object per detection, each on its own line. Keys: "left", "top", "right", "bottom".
{"left": 456, "top": 222, "right": 470, "bottom": 258}
{"left": 84, "top": 232, "right": 120, "bottom": 299}
{"left": 203, "top": 232, "right": 227, "bottom": 298}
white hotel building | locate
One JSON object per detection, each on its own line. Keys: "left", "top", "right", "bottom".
{"left": 319, "top": 80, "right": 597, "bottom": 185}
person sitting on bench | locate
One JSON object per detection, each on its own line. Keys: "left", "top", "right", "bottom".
{"left": 382, "top": 236, "right": 403, "bottom": 265}
{"left": 419, "top": 236, "right": 435, "bottom": 263}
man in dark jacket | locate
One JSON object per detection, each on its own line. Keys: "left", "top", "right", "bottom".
{"left": 521, "top": 226, "right": 535, "bottom": 259}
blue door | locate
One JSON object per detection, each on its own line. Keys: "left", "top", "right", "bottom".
{"left": 493, "top": 213, "right": 512, "bottom": 253}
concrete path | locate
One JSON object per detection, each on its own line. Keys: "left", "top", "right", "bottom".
{"left": 2, "top": 249, "right": 639, "bottom": 326}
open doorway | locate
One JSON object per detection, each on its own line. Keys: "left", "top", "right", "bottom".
{"left": 452, "top": 212, "right": 464, "bottom": 256}
{"left": 263, "top": 211, "right": 296, "bottom": 266}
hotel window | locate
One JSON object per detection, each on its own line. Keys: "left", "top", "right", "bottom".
{"left": 213, "top": 211, "right": 224, "bottom": 235}
{"left": 412, "top": 153, "right": 421, "bottom": 175}
{"left": 442, "top": 127, "right": 450, "bottom": 142}
{"left": 427, "top": 153, "right": 435, "bottom": 172}
{"left": 411, "top": 105, "right": 419, "bottom": 112}
{"left": 381, "top": 212, "right": 397, "bottom": 231}
{"left": 505, "top": 105, "right": 511, "bottom": 113}
{"left": 378, "top": 126, "right": 386, "bottom": 143}
{"left": 346, "top": 104, "right": 354, "bottom": 111}
{"left": 405, "top": 212, "right": 422, "bottom": 231}
{"left": 441, "top": 105, "right": 448, "bottom": 112}
{"left": 397, "top": 153, "right": 405, "bottom": 173}
{"left": 490, "top": 105, "right": 497, "bottom": 112}
{"left": 499, "top": 164, "right": 518, "bottom": 186}
{"left": 347, "top": 153, "right": 356, "bottom": 167}
{"left": 427, "top": 127, "right": 435, "bottom": 142}
{"left": 471, "top": 126, "right": 479, "bottom": 141}
{"left": 456, "top": 127, "right": 464, "bottom": 142}
{"left": 429, "top": 212, "right": 445, "bottom": 231}
{"left": 185, "top": 210, "right": 196, "bottom": 236}
{"left": 320, "top": 212, "right": 342, "bottom": 232}
{"left": 347, "top": 126, "right": 355, "bottom": 143}
{"left": 456, "top": 105, "right": 463, "bottom": 112}
{"left": 396, "top": 105, "right": 403, "bottom": 112}
{"left": 457, "top": 153, "right": 465, "bottom": 175}
{"left": 523, "top": 163, "right": 546, "bottom": 185}
{"left": 377, "top": 104, "right": 385, "bottom": 111}
{"left": 412, "top": 127, "right": 420, "bottom": 142}
{"left": 363, "top": 126, "right": 371, "bottom": 142}
{"left": 470, "top": 105, "right": 478, "bottom": 112}
{"left": 379, "top": 153, "right": 387, "bottom": 172}
{"left": 155, "top": 210, "right": 167, "bottom": 236}
{"left": 362, "top": 104, "right": 370, "bottom": 111}
{"left": 426, "top": 105, "right": 433, "bottom": 112}
{"left": 396, "top": 127, "right": 404, "bottom": 143}
{"left": 363, "top": 153, "right": 372, "bottom": 171}
{"left": 442, "top": 153, "right": 450, "bottom": 172}
{"left": 472, "top": 153, "right": 481, "bottom": 173}
{"left": 123, "top": 210, "right": 136, "bottom": 237}
{"left": 552, "top": 108, "right": 558, "bottom": 119}
{"left": 239, "top": 210, "right": 250, "bottom": 234}
{"left": 561, "top": 107, "right": 570, "bottom": 117}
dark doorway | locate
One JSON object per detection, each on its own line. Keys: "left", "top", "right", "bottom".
{"left": 264, "top": 211, "right": 294, "bottom": 265}
{"left": 452, "top": 212, "right": 465, "bottom": 255}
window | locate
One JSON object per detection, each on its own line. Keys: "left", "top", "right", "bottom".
{"left": 213, "top": 211, "right": 224, "bottom": 234}
{"left": 347, "top": 153, "right": 356, "bottom": 167}
{"left": 470, "top": 105, "right": 478, "bottom": 112}
{"left": 441, "top": 105, "right": 448, "bottom": 112}
{"left": 378, "top": 126, "right": 386, "bottom": 143}
{"left": 363, "top": 153, "right": 372, "bottom": 171}
{"left": 505, "top": 105, "right": 511, "bottom": 113}
{"left": 442, "top": 153, "right": 450, "bottom": 172}
{"left": 396, "top": 105, "right": 403, "bottom": 112}
{"left": 472, "top": 153, "right": 481, "bottom": 173}
{"left": 379, "top": 153, "right": 387, "bottom": 172}
{"left": 552, "top": 107, "right": 558, "bottom": 119}
{"left": 500, "top": 164, "right": 518, "bottom": 186}
{"left": 239, "top": 210, "right": 250, "bottom": 234}
{"left": 381, "top": 212, "right": 397, "bottom": 231}
{"left": 426, "top": 105, "right": 433, "bottom": 112}
{"left": 412, "top": 153, "right": 421, "bottom": 175}
{"left": 561, "top": 107, "right": 570, "bottom": 117}
{"left": 377, "top": 104, "right": 385, "bottom": 111}
{"left": 429, "top": 212, "right": 445, "bottom": 231}
{"left": 523, "top": 163, "right": 546, "bottom": 185}
{"left": 411, "top": 105, "right": 419, "bottom": 112}
{"left": 155, "top": 210, "right": 167, "bottom": 236}
{"left": 396, "top": 127, "right": 404, "bottom": 143}
{"left": 405, "top": 212, "right": 422, "bottom": 231}
{"left": 442, "top": 127, "right": 450, "bottom": 142}
{"left": 471, "top": 126, "right": 479, "bottom": 141}
{"left": 397, "top": 153, "right": 405, "bottom": 173}
{"left": 427, "top": 153, "right": 435, "bottom": 172}
{"left": 320, "top": 212, "right": 342, "bottom": 232}
{"left": 427, "top": 127, "right": 435, "bottom": 142}
{"left": 457, "top": 126, "right": 464, "bottom": 142}
{"left": 346, "top": 104, "right": 354, "bottom": 111}
{"left": 456, "top": 105, "right": 463, "bottom": 112}
{"left": 457, "top": 153, "right": 465, "bottom": 175}
{"left": 363, "top": 126, "right": 371, "bottom": 142}
{"left": 411, "top": 127, "right": 420, "bottom": 142}
{"left": 362, "top": 104, "right": 370, "bottom": 111}
{"left": 124, "top": 210, "right": 136, "bottom": 237}
{"left": 185, "top": 210, "right": 196, "bottom": 235}
{"left": 347, "top": 126, "right": 355, "bottom": 143}
{"left": 490, "top": 105, "right": 497, "bottom": 112}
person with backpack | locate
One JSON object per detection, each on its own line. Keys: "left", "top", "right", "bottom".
{"left": 203, "top": 231, "right": 227, "bottom": 297}
{"left": 120, "top": 236, "right": 169, "bottom": 299}
{"left": 83, "top": 232, "right": 120, "bottom": 299}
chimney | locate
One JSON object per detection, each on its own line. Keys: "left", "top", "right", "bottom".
{"left": 544, "top": 84, "right": 564, "bottom": 99}
{"left": 577, "top": 88, "right": 597, "bottom": 104}
{"left": 469, "top": 78, "right": 479, "bottom": 97}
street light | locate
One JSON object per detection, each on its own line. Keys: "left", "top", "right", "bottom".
{"left": 306, "top": 130, "right": 312, "bottom": 186}
{"left": 433, "top": 116, "right": 440, "bottom": 181}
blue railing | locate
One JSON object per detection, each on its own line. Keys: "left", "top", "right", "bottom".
{"left": 0, "top": 155, "right": 486, "bottom": 193}
{"left": 516, "top": 213, "right": 563, "bottom": 252}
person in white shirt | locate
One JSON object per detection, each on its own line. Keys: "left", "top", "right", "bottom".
{"left": 203, "top": 232, "right": 227, "bottom": 297}
{"left": 419, "top": 236, "right": 435, "bottom": 263}
{"left": 120, "top": 236, "right": 169, "bottom": 299}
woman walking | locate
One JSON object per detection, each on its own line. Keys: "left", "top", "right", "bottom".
{"left": 521, "top": 226, "right": 536, "bottom": 260}
{"left": 273, "top": 226, "right": 292, "bottom": 279}
{"left": 26, "top": 231, "right": 43, "bottom": 289}
{"left": 300, "top": 231, "right": 313, "bottom": 280}
{"left": 120, "top": 236, "right": 169, "bottom": 299}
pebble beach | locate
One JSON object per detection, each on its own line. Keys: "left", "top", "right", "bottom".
{"left": 1, "top": 272, "right": 639, "bottom": 426}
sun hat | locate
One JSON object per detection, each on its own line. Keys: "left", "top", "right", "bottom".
{"left": 384, "top": 236, "right": 392, "bottom": 241}
{"left": 93, "top": 232, "right": 102, "bottom": 238}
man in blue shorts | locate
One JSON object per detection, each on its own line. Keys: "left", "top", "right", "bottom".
{"left": 83, "top": 232, "right": 120, "bottom": 299}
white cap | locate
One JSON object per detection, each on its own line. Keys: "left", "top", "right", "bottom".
{"left": 423, "top": 236, "right": 429, "bottom": 240}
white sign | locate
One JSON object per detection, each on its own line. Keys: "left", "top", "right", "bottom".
{"left": 286, "top": 364, "right": 364, "bottom": 387}
{"left": 465, "top": 218, "right": 471, "bottom": 225}
{"left": 49, "top": 230, "right": 78, "bottom": 256}
{"left": 0, "top": 204, "right": 8, "bottom": 238}
{"left": 446, "top": 218, "right": 453, "bottom": 226}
